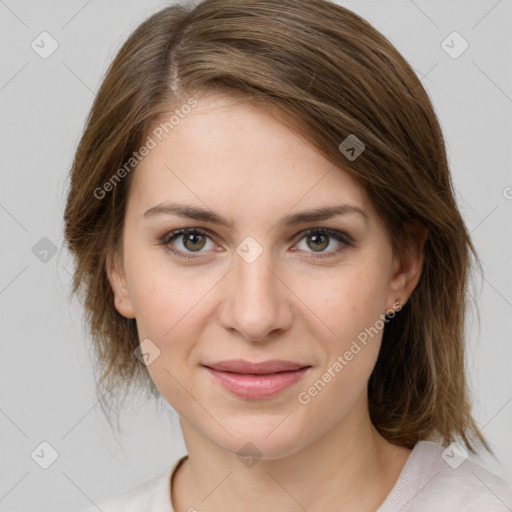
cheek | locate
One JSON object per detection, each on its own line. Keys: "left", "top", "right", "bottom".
{"left": 121, "top": 246, "right": 176, "bottom": 342}
{"left": 295, "top": 263, "right": 388, "bottom": 345}
{"left": 296, "top": 271, "right": 386, "bottom": 415}
{"left": 125, "top": 250, "right": 215, "bottom": 364}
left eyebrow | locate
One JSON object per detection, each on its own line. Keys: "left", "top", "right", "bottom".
{"left": 142, "top": 202, "right": 368, "bottom": 227}
{"left": 281, "top": 204, "right": 368, "bottom": 226}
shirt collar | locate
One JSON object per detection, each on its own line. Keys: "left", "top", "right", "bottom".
{"left": 149, "top": 454, "right": 189, "bottom": 511}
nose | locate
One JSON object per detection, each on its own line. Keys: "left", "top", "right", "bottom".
{"left": 217, "top": 245, "right": 293, "bottom": 342}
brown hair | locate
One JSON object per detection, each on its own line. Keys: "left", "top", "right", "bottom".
{"left": 63, "top": 0, "right": 490, "bottom": 454}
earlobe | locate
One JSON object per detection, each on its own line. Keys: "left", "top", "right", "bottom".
{"left": 387, "top": 218, "right": 428, "bottom": 309}
{"left": 106, "top": 250, "right": 136, "bottom": 319}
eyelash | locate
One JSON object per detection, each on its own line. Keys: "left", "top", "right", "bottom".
{"left": 159, "top": 227, "right": 353, "bottom": 261}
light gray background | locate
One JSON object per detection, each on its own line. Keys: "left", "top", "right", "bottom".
{"left": 0, "top": 0, "right": 511, "bottom": 510}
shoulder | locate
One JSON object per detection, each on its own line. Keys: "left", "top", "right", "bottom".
{"left": 77, "top": 476, "right": 161, "bottom": 512}
{"left": 380, "top": 441, "right": 512, "bottom": 512}
{"left": 74, "top": 462, "right": 177, "bottom": 512}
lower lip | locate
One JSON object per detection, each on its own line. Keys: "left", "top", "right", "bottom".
{"left": 204, "top": 366, "right": 310, "bottom": 399}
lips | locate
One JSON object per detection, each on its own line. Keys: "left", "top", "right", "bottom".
{"left": 202, "top": 359, "right": 311, "bottom": 399}
{"left": 203, "top": 359, "right": 309, "bottom": 374}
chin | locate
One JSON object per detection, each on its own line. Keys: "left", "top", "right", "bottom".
{"left": 208, "top": 415, "right": 309, "bottom": 461}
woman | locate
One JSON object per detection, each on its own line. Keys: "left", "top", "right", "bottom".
{"left": 64, "top": 0, "right": 512, "bottom": 510}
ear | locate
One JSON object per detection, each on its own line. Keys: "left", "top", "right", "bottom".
{"left": 106, "top": 249, "right": 136, "bottom": 319}
{"left": 386, "top": 217, "right": 428, "bottom": 310}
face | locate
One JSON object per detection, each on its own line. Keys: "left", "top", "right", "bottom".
{"left": 108, "top": 92, "right": 424, "bottom": 460}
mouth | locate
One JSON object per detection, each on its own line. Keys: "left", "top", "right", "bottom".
{"left": 202, "top": 359, "right": 311, "bottom": 399}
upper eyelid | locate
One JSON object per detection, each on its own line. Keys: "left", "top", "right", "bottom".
{"left": 165, "top": 227, "right": 352, "bottom": 247}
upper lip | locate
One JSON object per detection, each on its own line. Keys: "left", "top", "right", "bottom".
{"left": 203, "top": 359, "right": 310, "bottom": 374}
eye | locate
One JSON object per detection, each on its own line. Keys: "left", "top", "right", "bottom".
{"left": 161, "top": 228, "right": 215, "bottom": 260}
{"left": 160, "top": 227, "right": 353, "bottom": 260}
{"left": 292, "top": 228, "right": 352, "bottom": 259}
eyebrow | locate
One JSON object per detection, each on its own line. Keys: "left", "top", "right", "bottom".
{"left": 143, "top": 202, "right": 368, "bottom": 227}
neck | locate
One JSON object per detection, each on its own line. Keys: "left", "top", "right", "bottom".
{"left": 172, "top": 398, "right": 411, "bottom": 512}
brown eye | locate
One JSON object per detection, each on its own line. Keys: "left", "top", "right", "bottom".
{"left": 306, "top": 233, "right": 329, "bottom": 252}
{"left": 293, "top": 228, "right": 352, "bottom": 259}
{"left": 161, "top": 228, "right": 215, "bottom": 259}
{"left": 182, "top": 232, "right": 207, "bottom": 252}
{"left": 161, "top": 227, "right": 353, "bottom": 261}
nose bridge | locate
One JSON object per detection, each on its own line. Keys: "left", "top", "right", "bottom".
{"left": 234, "top": 237, "right": 280, "bottom": 310}
{"left": 219, "top": 236, "right": 292, "bottom": 340}
{"left": 236, "top": 244, "right": 276, "bottom": 298}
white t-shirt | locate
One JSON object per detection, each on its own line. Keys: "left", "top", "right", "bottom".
{"left": 78, "top": 440, "right": 512, "bottom": 511}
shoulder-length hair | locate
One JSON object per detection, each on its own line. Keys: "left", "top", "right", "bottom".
{"left": 64, "top": 0, "right": 489, "bottom": 454}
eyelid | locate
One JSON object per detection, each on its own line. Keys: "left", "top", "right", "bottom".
{"left": 160, "top": 226, "right": 353, "bottom": 260}
{"left": 294, "top": 227, "right": 353, "bottom": 245}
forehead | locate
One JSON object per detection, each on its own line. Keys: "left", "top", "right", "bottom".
{"left": 129, "top": 93, "right": 373, "bottom": 222}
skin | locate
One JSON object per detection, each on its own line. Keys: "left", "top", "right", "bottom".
{"left": 107, "top": 92, "right": 428, "bottom": 512}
